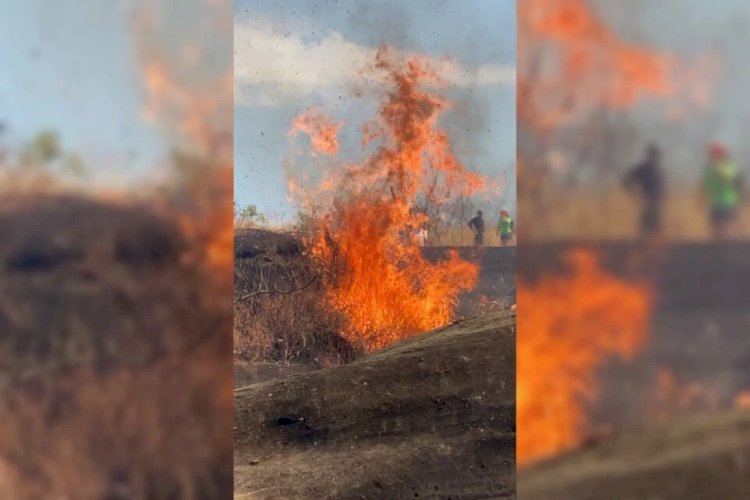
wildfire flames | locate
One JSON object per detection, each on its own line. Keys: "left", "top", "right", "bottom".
{"left": 517, "top": 249, "right": 653, "bottom": 466}
{"left": 290, "top": 109, "right": 341, "bottom": 157}
{"left": 519, "top": 0, "right": 719, "bottom": 132}
{"left": 133, "top": 2, "right": 233, "bottom": 277}
{"left": 289, "top": 47, "right": 485, "bottom": 351}
{"left": 517, "top": 0, "right": 721, "bottom": 467}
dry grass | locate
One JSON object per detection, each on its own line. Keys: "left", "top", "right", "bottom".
{"left": 234, "top": 290, "right": 356, "bottom": 366}
{"left": 519, "top": 184, "right": 750, "bottom": 242}
{"left": 0, "top": 195, "right": 232, "bottom": 499}
{"left": 233, "top": 229, "right": 359, "bottom": 366}
{"left": 431, "top": 226, "right": 516, "bottom": 247}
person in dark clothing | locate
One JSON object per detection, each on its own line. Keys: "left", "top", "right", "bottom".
{"left": 468, "top": 210, "right": 485, "bottom": 246}
{"left": 623, "top": 144, "right": 665, "bottom": 237}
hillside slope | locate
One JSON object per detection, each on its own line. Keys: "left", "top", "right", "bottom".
{"left": 234, "top": 313, "right": 516, "bottom": 499}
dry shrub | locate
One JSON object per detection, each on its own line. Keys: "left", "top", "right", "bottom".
{"left": 234, "top": 290, "right": 356, "bottom": 366}
{"left": 233, "top": 229, "right": 359, "bottom": 366}
{"left": 0, "top": 195, "right": 232, "bottom": 499}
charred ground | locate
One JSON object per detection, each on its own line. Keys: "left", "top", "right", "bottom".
{"left": 233, "top": 228, "right": 517, "bottom": 498}
{"left": 235, "top": 314, "right": 516, "bottom": 499}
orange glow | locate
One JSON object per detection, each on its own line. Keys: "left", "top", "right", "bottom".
{"left": 518, "top": 0, "right": 718, "bottom": 132}
{"left": 735, "top": 391, "right": 750, "bottom": 410}
{"left": 290, "top": 109, "right": 342, "bottom": 156}
{"left": 133, "top": 3, "right": 233, "bottom": 278}
{"left": 517, "top": 249, "right": 652, "bottom": 466}
{"left": 290, "top": 47, "right": 484, "bottom": 351}
{"left": 647, "top": 369, "right": 721, "bottom": 422}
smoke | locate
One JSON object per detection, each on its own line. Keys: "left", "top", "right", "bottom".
{"left": 579, "top": 0, "right": 750, "bottom": 180}
{"left": 234, "top": 17, "right": 514, "bottom": 107}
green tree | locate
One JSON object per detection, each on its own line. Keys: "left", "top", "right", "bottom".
{"left": 20, "top": 130, "right": 61, "bottom": 168}
{"left": 234, "top": 203, "right": 265, "bottom": 227}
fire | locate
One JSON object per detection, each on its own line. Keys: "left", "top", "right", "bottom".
{"left": 517, "top": 0, "right": 722, "bottom": 470}
{"left": 290, "top": 109, "right": 341, "bottom": 156}
{"left": 647, "top": 369, "right": 721, "bottom": 422}
{"left": 132, "top": 2, "right": 233, "bottom": 277}
{"left": 519, "top": 0, "right": 718, "bottom": 132}
{"left": 289, "top": 47, "right": 484, "bottom": 351}
{"left": 517, "top": 249, "right": 653, "bottom": 466}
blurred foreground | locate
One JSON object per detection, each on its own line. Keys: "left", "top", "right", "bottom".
{"left": 520, "top": 409, "right": 750, "bottom": 499}
{"left": 518, "top": 0, "right": 750, "bottom": 497}
{"left": 0, "top": 0, "right": 233, "bottom": 497}
{"left": 0, "top": 193, "right": 232, "bottom": 498}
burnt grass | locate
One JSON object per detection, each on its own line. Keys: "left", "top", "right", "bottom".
{"left": 0, "top": 194, "right": 232, "bottom": 499}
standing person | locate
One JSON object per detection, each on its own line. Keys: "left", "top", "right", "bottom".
{"left": 623, "top": 144, "right": 665, "bottom": 238}
{"left": 468, "top": 210, "right": 485, "bottom": 246}
{"left": 497, "top": 209, "right": 514, "bottom": 246}
{"left": 703, "top": 142, "right": 742, "bottom": 239}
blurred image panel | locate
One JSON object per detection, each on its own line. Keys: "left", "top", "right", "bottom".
{"left": 0, "top": 1, "right": 232, "bottom": 498}
{"left": 518, "top": 1, "right": 750, "bottom": 498}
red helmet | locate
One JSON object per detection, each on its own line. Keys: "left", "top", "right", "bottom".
{"left": 709, "top": 141, "right": 728, "bottom": 160}
{"left": 500, "top": 209, "right": 509, "bottom": 216}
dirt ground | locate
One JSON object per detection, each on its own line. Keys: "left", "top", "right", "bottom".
{"left": 518, "top": 240, "right": 750, "bottom": 499}
{"left": 234, "top": 313, "right": 516, "bottom": 499}
{"left": 518, "top": 409, "right": 750, "bottom": 499}
{"left": 234, "top": 361, "right": 316, "bottom": 387}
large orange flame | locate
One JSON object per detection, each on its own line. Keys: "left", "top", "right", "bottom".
{"left": 517, "top": 249, "right": 653, "bottom": 466}
{"left": 519, "top": 0, "right": 718, "bottom": 132}
{"left": 289, "top": 47, "right": 484, "bottom": 351}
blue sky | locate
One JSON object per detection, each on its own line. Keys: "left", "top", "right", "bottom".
{"left": 5, "top": 0, "right": 745, "bottom": 198}
{"left": 234, "top": 0, "right": 517, "bottom": 223}
{"left": 0, "top": 0, "right": 165, "bottom": 184}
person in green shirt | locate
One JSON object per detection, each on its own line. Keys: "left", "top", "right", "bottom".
{"left": 703, "top": 142, "right": 743, "bottom": 239}
{"left": 497, "top": 209, "right": 514, "bottom": 246}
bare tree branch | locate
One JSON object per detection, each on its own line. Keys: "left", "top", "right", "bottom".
{"left": 235, "top": 274, "right": 320, "bottom": 303}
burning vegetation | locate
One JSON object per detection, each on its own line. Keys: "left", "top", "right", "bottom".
{"left": 517, "top": 249, "right": 653, "bottom": 466}
{"left": 234, "top": 47, "right": 497, "bottom": 362}
{"left": 234, "top": 21, "right": 517, "bottom": 496}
